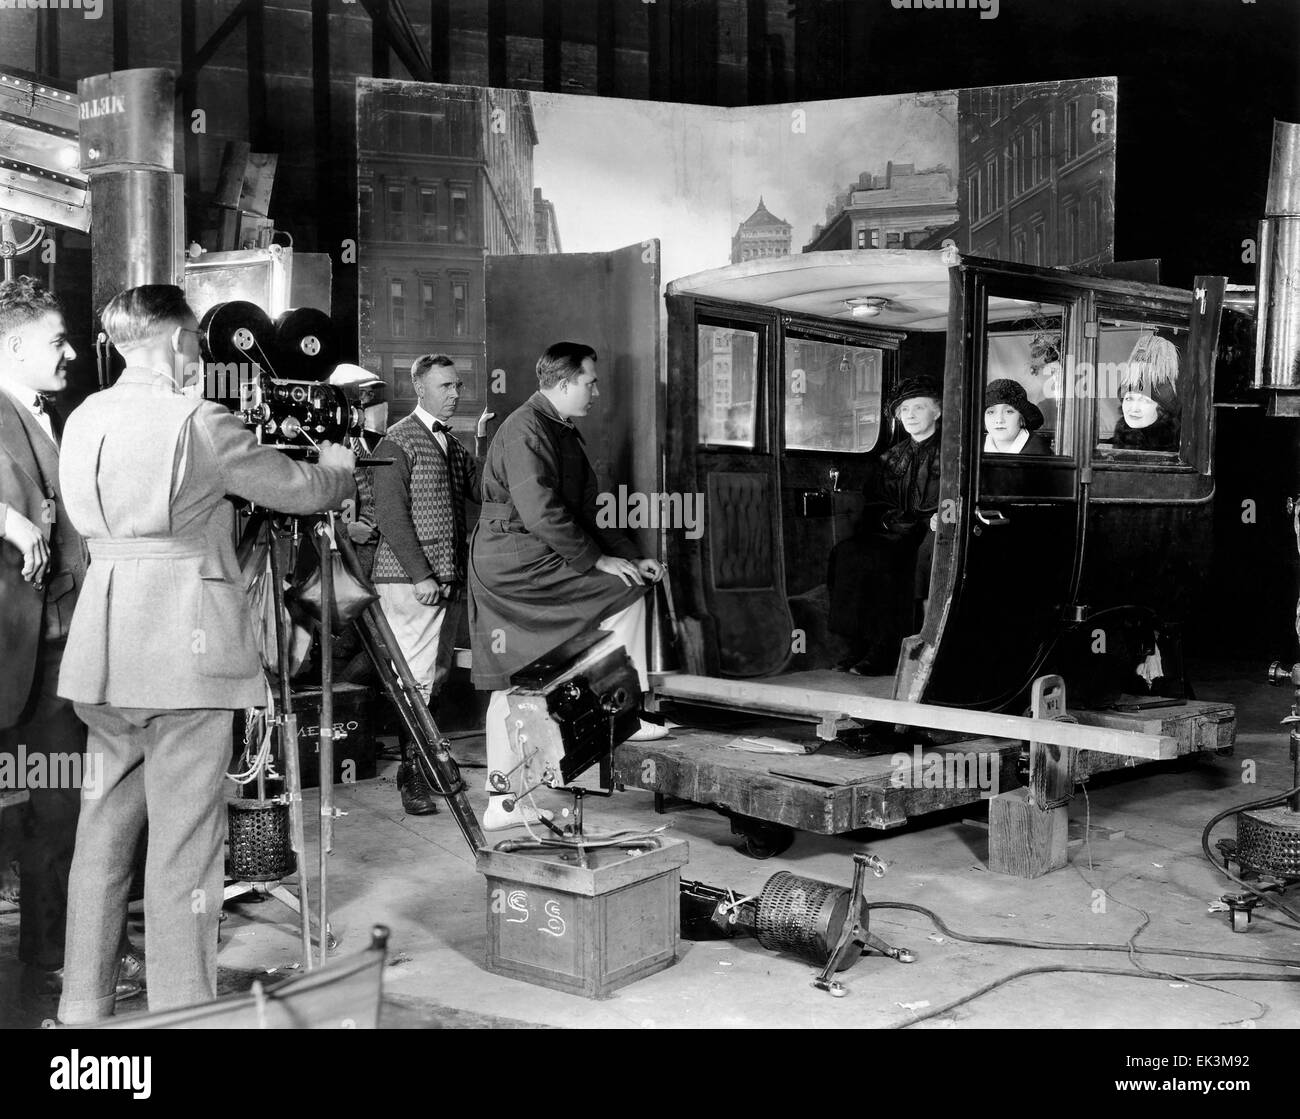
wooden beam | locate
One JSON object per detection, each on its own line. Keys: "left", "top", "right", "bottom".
{"left": 180, "top": 0, "right": 199, "bottom": 195}
{"left": 387, "top": 0, "right": 435, "bottom": 79}
{"left": 429, "top": 0, "right": 451, "bottom": 83}
{"left": 654, "top": 674, "right": 1178, "bottom": 759}
{"left": 647, "top": 0, "right": 664, "bottom": 101}
{"left": 246, "top": 0, "right": 267, "bottom": 150}
{"left": 595, "top": 0, "right": 616, "bottom": 97}
{"left": 746, "top": 0, "right": 767, "bottom": 103}
{"left": 311, "top": 0, "right": 333, "bottom": 233}
{"left": 359, "top": 0, "right": 433, "bottom": 81}
{"left": 542, "top": 0, "right": 561, "bottom": 92}
{"left": 369, "top": 0, "right": 390, "bottom": 78}
{"left": 487, "top": 0, "right": 507, "bottom": 88}
{"left": 187, "top": 0, "right": 258, "bottom": 78}
{"left": 989, "top": 788, "right": 1068, "bottom": 878}
{"left": 36, "top": 5, "right": 60, "bottom": 78}
{"left": 112, "top": 0, "right": 130, "bottom": 71}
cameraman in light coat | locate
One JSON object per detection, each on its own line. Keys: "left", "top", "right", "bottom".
{"left": 55, "top": 285, "right": 355, "bottom": 1022}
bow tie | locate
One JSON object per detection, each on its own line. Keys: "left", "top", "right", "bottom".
{"left": 428, "top": 419, "right": 449, "bottom": 433}
{"left": 33, "top": 393, "right": 51, "bottom": 413}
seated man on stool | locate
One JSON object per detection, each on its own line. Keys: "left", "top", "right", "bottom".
{"left": 468, "top": 342, "right": 667, "bottom": 832}
{"left": 372, "top": 354, "right": 492, "bottom": 815}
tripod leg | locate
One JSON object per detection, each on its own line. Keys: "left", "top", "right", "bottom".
{"left": 345, "top": 579, "right": 486, "bottom": 854}
{"left": 316, "top": 521, "right": 335, "bottom": 967}
{"left": 813, "top": 855, "right": 872, "bottom": 995}
{"left": 266, "top": 514, "right": 315, "bottom": 971}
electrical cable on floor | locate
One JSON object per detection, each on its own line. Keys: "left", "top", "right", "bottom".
{"left": 1201, "top": 784, "right": 1300, "bottom": 928}
{"left": 875, "top": 882, "right": 1293, "bottom": 1029}
{"left": 864, "top": 901, "right": 1300, "bottom": 968}
{"left": 866, "top": 775, "right": 1300, "bottom": 1026}
{"left": 1097, "top": 883, "right": 1269, "bottom": 1022}
{"left": 888, "top": 963, "right": 1300, "bottom": 1029}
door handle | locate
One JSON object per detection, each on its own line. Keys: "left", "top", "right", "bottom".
{"left": 974, "top": 506, "right": 1011, "bottom": 527}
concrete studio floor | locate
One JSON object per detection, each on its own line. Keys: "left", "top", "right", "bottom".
{"left": 3, "top": 657, "right": 1300, "bottom": 1029}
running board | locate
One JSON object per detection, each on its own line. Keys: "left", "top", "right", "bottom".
{"left": 651, "top": 674, "right": 1177, "bottom": 760}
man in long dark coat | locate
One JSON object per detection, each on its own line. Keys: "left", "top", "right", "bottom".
{"left": 468, "top": 342, "right": 665, "bottom": 829}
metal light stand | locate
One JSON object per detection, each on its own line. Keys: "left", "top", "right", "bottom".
{"left": 225, "top": 511, "right": 487, "bottom": 974}
{"left": 223, "top": 513, "right": 324, "bottom": 970}
{"left": 315, "top": 514, "right": 338, "bottom": 969}
{"left": 1214, "top": 495, "right": 1300, "bottom": 929}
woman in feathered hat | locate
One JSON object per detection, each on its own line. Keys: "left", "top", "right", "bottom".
{"left": 827, "top": 376, "right": 942, "bottom": 675}
{"left": 1111, "top": 333, "right": 1181, "bottom": 452}
{"left": 984, "top": 378, "right": 1053, "bottom": 455}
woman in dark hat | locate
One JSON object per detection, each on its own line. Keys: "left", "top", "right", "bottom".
{"left": 1111, "top": 333, "right": 1181, "bottom": 452}
{"left": 984, "top": 378, "right": 1053, "bottom": 455}
{"left": 827, "top": 376, "right": 943, "bottom": 675}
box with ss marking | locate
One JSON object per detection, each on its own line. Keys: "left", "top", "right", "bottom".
{"left": 476, "top": 838, "right": 688, "bottom": 999}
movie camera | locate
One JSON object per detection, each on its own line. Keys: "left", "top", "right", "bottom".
{"left": 197, "top": 298, "right": 388, "bottom": 455}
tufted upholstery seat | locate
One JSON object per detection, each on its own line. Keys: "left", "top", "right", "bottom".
{"left": 706, "top": 471, "right": 774, "bottom": 589}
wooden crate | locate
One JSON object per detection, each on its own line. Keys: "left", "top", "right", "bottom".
{"left": 290, "top": 683, "right": 378, "bottom": 789}
{"left": 476, "top": 838, "right": 689, "bottom": 999}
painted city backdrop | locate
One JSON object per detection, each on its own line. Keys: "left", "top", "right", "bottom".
{"left": 356, "top": 76, "right": 1117, "bottom": 419}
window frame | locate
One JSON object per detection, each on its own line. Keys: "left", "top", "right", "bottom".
{"left": 449, "top": 273, "right": 470, "bottom": 338}
{"left": 694, "top": 313, "right": 769, "bottom": 453}
{"left": 779, "top": 328, "right": 888, "bottom": 456}
{"left": 389, "top": 277, "right": 406, "bottom": 337}
{"left": 775, "top": 313, "right": 904, "bottom": 458}
{"left": 1088, "top": 302, "right": 1198, "bottom": 472}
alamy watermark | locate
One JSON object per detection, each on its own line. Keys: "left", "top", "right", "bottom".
{"left": 0, "top": 0, "right": 104, "bottom": 19}
{"left": 890, "top": 745, "right": 1000, "bottom": 797}
{"left": 1040, "top": 356, "right": 1172, "bottom": 402}
{"left": 891, "top": 0, "right": 999, "bottom": 20}
{"left": 595, "top": 485, "right": 704, "bottom": 540}
{"left": 1, "top": 744, "right": 103, "bottom": 799}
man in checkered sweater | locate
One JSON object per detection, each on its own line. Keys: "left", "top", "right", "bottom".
{"left": 372, "top": 354, "right": 491, "bottom": 814}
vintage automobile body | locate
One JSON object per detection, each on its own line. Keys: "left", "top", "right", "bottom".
{"left": 662, "top": 248, "right": 1226, "bottom": 706}
{"left": 477, "top": 245, "right": 1238, "bottom": 846}
{"left": 612, "top": 249, "right": 1238, "bottom": 846}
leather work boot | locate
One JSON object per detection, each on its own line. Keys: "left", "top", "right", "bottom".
{"left": 32, "top": 949, "right": 145, "bottom": 1002}
{"left": 396, "top": 751, "right": 439, "bottom": 816}
{"left": 117, "top": 943, "right": 146, "bottom": 989}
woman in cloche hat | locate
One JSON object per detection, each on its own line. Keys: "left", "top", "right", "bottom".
{"left": 983, "top": 378, "right": 1053, "bottom": 455}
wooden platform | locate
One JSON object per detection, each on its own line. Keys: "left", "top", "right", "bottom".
{"left": 616, "top": 682, "right": 1237, "bottom": 835}
{"left": 1071, "top": 699, "right": 1236, "bottom": 777}
{"left": 613, "top": 729, "right": 1021, "bottom": 832}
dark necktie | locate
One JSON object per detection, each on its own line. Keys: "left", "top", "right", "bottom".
{"left": 428, "top": 419, "right": 448, "bottom": 433}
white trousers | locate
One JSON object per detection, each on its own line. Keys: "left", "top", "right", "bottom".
{"left": 484, "top": 596, "right": 648, "bottom": 790}
{"left": 377, "top": 583, "right": 463, "bottom": 704}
